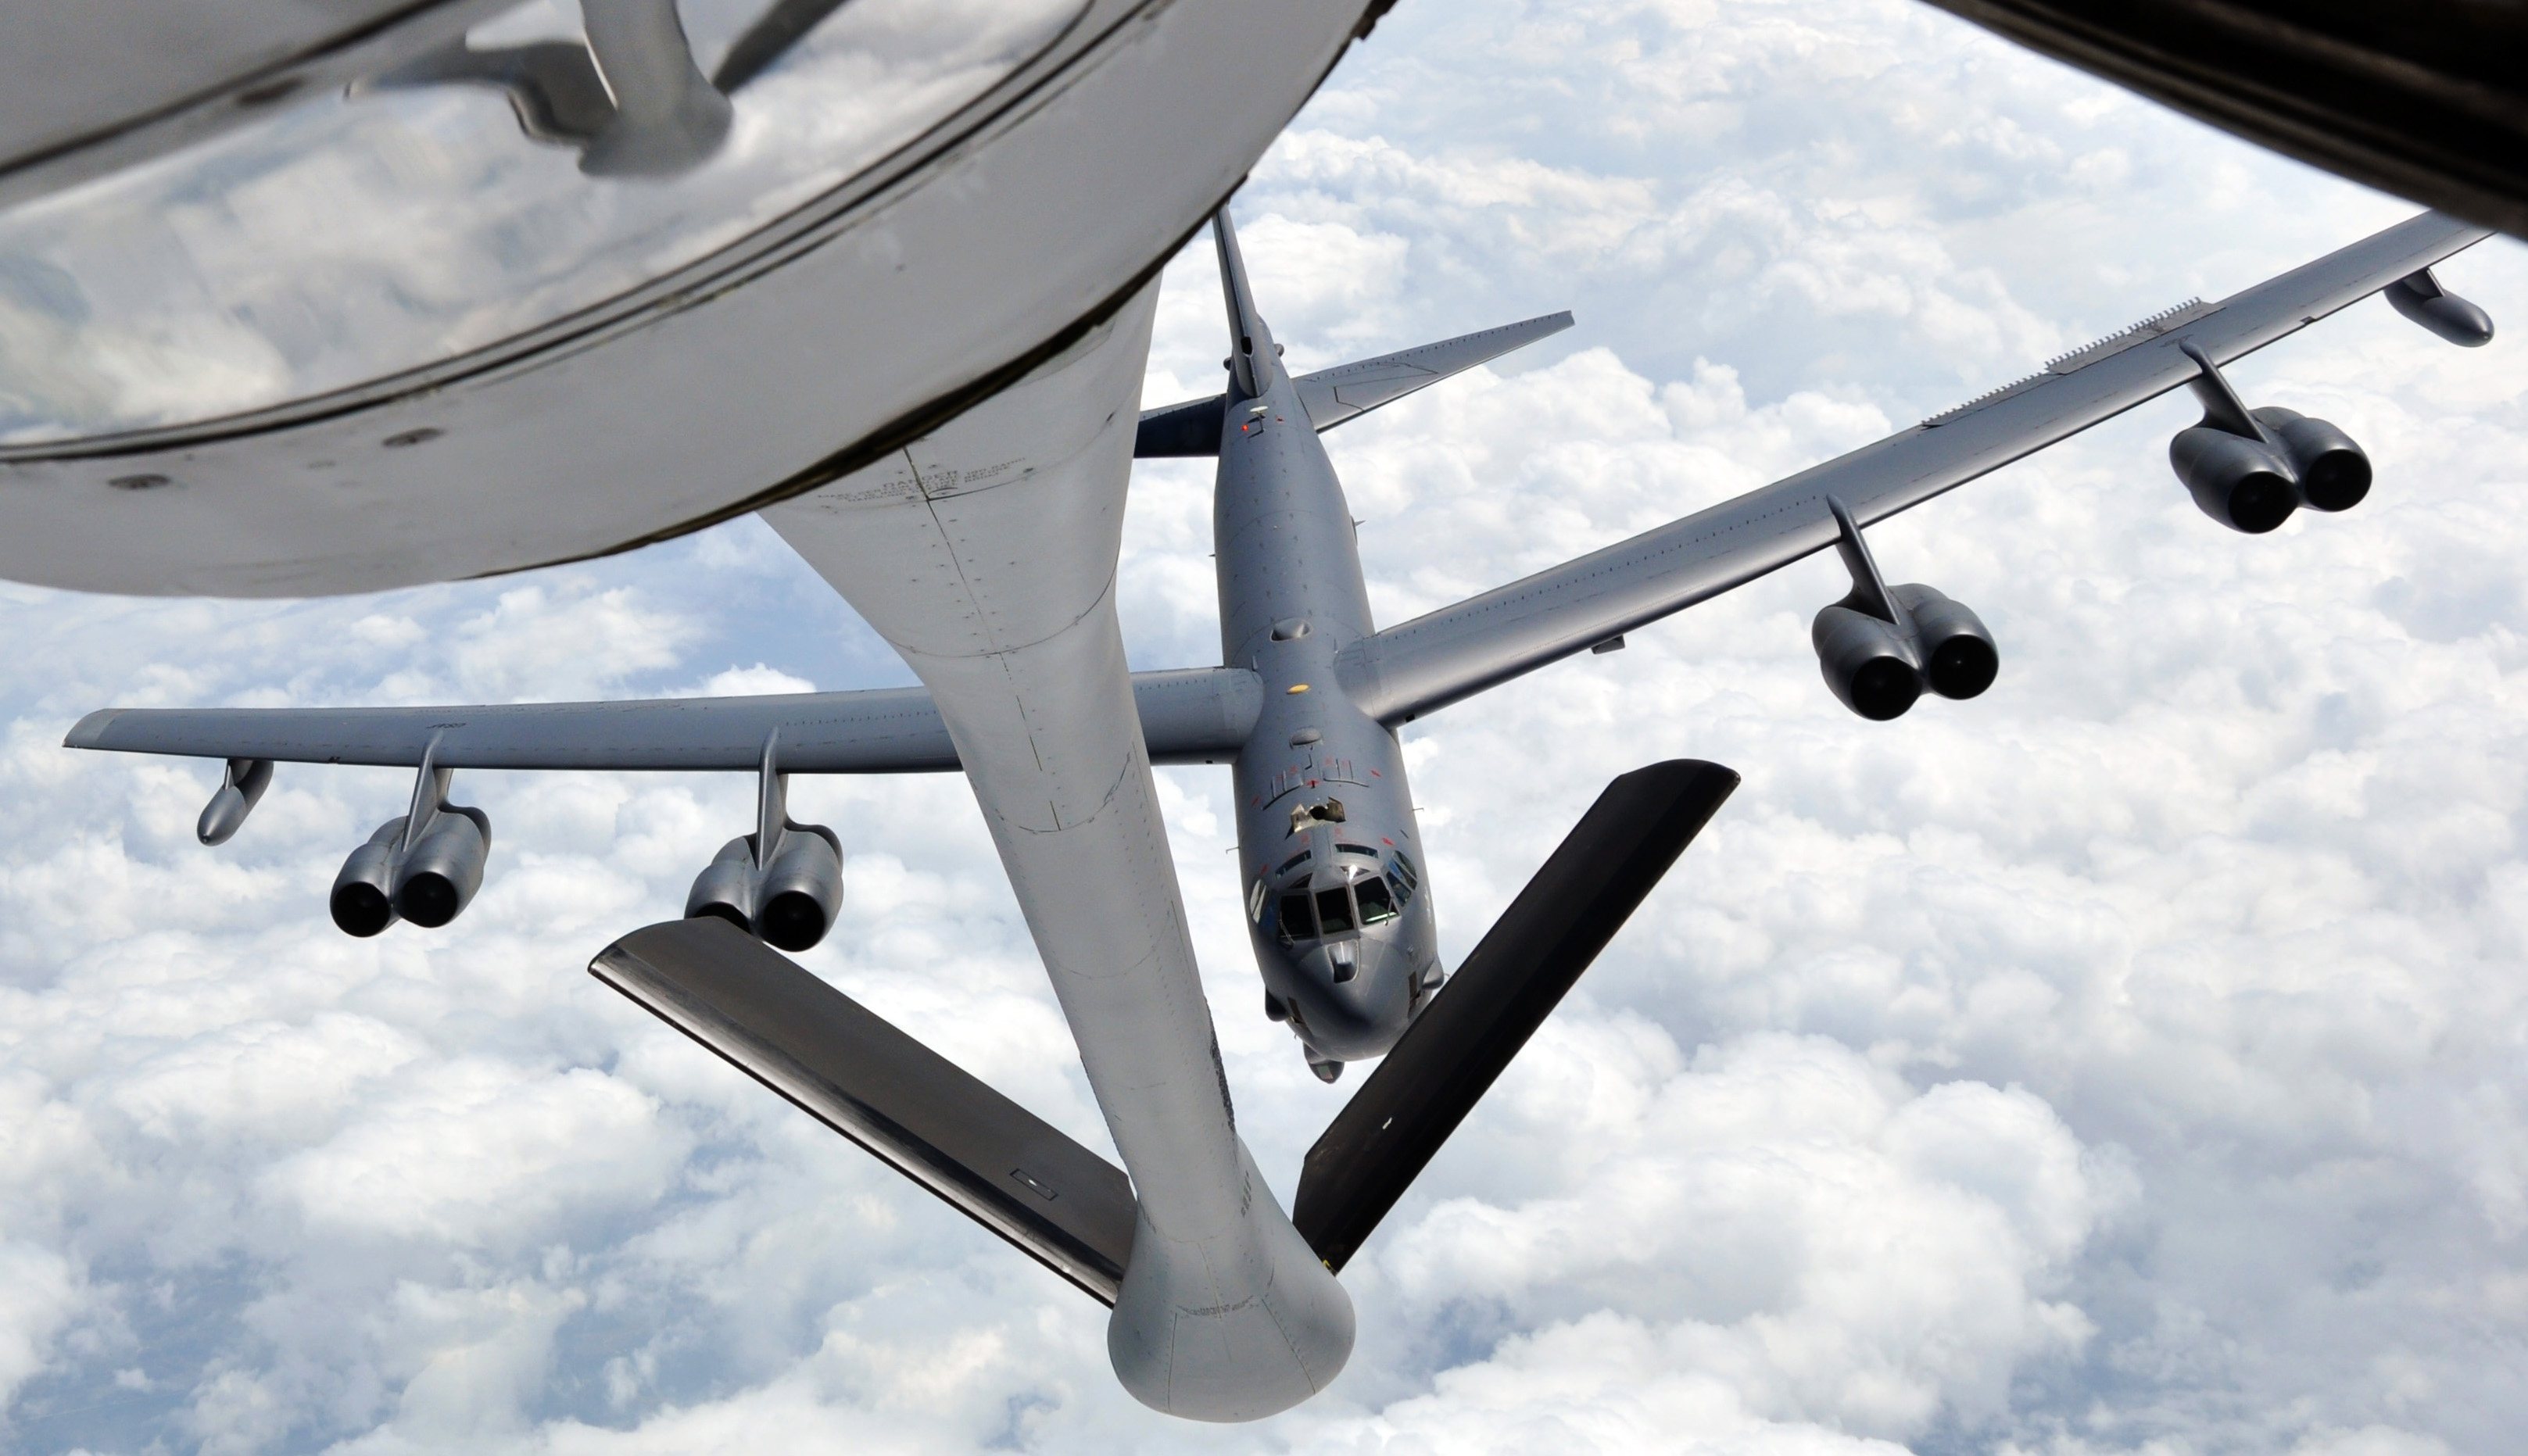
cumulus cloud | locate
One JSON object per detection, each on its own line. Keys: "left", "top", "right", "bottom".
{"left": 2, "top": 0, "right": 2526, "bottom": 1452}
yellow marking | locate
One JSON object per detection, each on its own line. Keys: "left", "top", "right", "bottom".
{"left": 1287, "top": 684, "right": 1310, "bottom": 694}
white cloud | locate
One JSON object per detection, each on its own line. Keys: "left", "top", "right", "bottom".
{"left": 260, "top": 1061, "right": 685, "bottom": 1248}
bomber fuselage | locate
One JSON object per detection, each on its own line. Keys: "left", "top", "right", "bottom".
{"left": 1211, "top": 299, "right": 1438, "bottom": 1069}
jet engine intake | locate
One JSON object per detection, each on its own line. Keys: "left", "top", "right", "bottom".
{"left": 2254, "top": 407, "right": 2371, "bottom": 513}
{"left": 2172, "top": 342, "right": 2372, "bottom": 531}
{"left": 686, "top": 835, "right": 759, "bottom": 929}
{"left": 1810, "top": 499, "right": 2003, "bottom": 721}
{"left": 331, "top": 817, "right": 408, "bottom": 938}
{"left": 393, "top": 806, "right": 492, "bottom": 928}
{"left": 1892, "top": 585, "right": 2000, "bottom": 700}
{"left": 2171, "top": 425, "right": 2300, "bottom": 533}
{"left": 1812, "top": 605, "right": 1922, "bottom": 721}
{"left": 326, "top": 760, "right": 496, "bottom": 938}
{"left": 757, "top": 826, "right": 843, "bottom": 953}
{"left": 683, "top": 824, "right": 845, "bottom": 952}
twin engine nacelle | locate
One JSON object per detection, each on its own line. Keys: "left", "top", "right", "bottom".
{"left": 1814, "top": 584, "right": 1999, "bottom": 721}
{"left": 330, "top": 804, "right": 493, "bottom": 938}
{"left": 686, "top": 824, "right": 844, "bottom": 952}
{"left": 2172, "top": 405, "right": 2371, "bottom": 534}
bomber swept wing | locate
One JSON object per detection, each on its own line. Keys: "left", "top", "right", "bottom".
{"left": 1342, "top": 211, "right": 2494, "bottom": 722}
{"left": 67, "top": 212, "right": 2493, "bottom": 785}
{"left": 67, "top": 668, "right": 1260, "bottom": 773}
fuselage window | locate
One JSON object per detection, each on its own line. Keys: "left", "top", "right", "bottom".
{"left": 1315, "top": 885, "right": 1356, "bottom": 935}
{"left": 1277, "top": 849, "right": 1313, "bottom": 875}
{"left": 1355, "top": 874, "right": 1398, "bottom": 925}
{"left": 1277, "top": 892, "right": 1315, "bottom": 943}
{"left": 1334, "top": 842, "right": 1381, "bottom": 860}
{"left": 1248, "top": 878, "right": 1268, "bottom": 923}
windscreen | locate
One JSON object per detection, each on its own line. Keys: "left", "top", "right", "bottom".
{"left": 1355, "top": 875, "right": 1397, "bottom": 925}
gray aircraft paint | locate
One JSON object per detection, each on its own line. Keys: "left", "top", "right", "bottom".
{"left": 1205, "top": 210, "right": 1439, "bottom": 1070}
{"left": 758, "top": 282, "right": 1353, "bottom": 1421}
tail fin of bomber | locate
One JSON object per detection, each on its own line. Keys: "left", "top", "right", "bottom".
{"left": 1135, "top": 304, "right": 1575, "bottom": 458}
{"left": 1214, "top": 207, "right": 1281, "bottom": 400}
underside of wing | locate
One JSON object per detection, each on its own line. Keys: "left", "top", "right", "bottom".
{"left": 66, "top": 667, "right": 1261, "bottom": 773}
{"left": 1343, "top": 212, "right": 2494, "bottom": 724}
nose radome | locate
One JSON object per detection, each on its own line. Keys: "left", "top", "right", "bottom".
{"left": 1295, "top": 935, "right": 1414, "bottom": 1060}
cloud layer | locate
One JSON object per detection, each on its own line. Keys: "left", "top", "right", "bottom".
{"left": 2, "top": 0, "right": 2526, "bottom": 1451}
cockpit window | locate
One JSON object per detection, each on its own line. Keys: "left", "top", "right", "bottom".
{"left": 1392, "top": 850, "right": 1421, "bottom": 890}
{"left": 1277, "top": 849, "right": 1313, "bottom": 875}
{"left": 1315, "top": 885, "right": 1356, "bottom": 935}
{"left": 1334, "top": 842, "right": 1381, "bottom": 860}
{"left": 1387, "top": 871, "right": 1413, "bottom": 908}
{"left": 1355, "top": 875, "right": 1398, "bottom": 925}
{"left": 1277, "top": 892, "right": 1314, "bottom": 944}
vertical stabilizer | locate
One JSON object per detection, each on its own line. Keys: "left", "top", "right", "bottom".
{"left": 1212, "top": 209, "right": 1280, "bottom": 399}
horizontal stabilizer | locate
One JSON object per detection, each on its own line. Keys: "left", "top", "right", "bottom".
{"left": 1294, "top": 310, "right": 1574, "bottom": 433}
{"left": 1292, "top": 759, "right": 1738, "bottom": 1272}
{"left": 591, "top": 917, "right": 1136, "bottom": 1304}
{"left": 1133, "top": 395, "right": 1226, "bottom": 457}
{"left": 1133, "top": 311, "right": 1572, "bottom": 457}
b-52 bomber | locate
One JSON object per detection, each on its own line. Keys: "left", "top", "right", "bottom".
{"left": 67, "top": 206, "right": 2498, "bottom": 1418}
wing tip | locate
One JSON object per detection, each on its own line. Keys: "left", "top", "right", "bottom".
{"left": 64, "top": 709, "right": 118, "bottom": 749}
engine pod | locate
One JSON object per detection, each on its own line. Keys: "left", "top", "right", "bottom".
{"left": 393, "top": 807, "right": 491, "bottom": 928}
{"left": 331, "top": 817, "right": 408, "bottom": 937}
{"left": 1812, "top": 605, "right": 1921, "bottom": 721}
{"left": 756, "top": 825, "right": 844, "bottom": 953}
{"left": 686, "top": 835, "right": 759, "bottom": 931}
{"left": 1892, "top": 585, "right": 2000, "bottom": 701}
{"left": 2254, "top": 407, "right": 2372, "bottom": 513}
{"left": 2171, "top": 425, "right": 2299, "bottom": 534}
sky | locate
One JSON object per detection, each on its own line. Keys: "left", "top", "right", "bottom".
{"left": 4, "top": 0, "right": 2527, "bottom": 1451}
